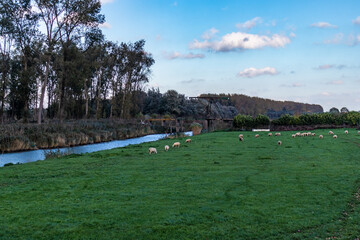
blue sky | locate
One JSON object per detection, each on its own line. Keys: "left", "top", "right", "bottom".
{"left": 99, "top": 0, "right": 360, "bottom": 111}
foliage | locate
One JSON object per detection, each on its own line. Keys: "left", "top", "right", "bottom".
{"left": 1, "top": 130, "right": 360, "bottom": 239}
{"left": 271, "top": 111, "right": 360, "bottom": 126}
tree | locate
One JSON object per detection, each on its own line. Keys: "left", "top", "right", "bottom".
{"left": 340, "top": 107, "right": 349, "bottom": 114}
{"left": 34, "top": 0, "right": 104, "bottom": 123}
{"left": 329, "top": 107, "right": 340, "bottom": 114}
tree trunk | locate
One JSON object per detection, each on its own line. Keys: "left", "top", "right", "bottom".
{"left": 38, "top": 57, "right": 50, "bottom": 124}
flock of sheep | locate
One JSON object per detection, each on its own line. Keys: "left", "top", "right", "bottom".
{"left": 148, "top": 129, "right": 360, "bottom": 154}
{"left": 148, "top": 138, "right": 192, "bottom": 154}
{"left": 238, "top": 129, "right": 360, "bottom": 146}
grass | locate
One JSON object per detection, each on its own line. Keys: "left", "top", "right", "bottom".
{"left": 0, "top": 129, "right": 360, "bottom": 239}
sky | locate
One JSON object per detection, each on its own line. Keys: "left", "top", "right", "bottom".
{"left": 99, "top": 0, "right": 360, "bottom": 112}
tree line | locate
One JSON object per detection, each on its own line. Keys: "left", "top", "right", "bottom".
{"left": 0, "top": 0, "right": 154, "bottom": 124}
{"left": 233, "top": 111, "right": 360, "bottom": 129}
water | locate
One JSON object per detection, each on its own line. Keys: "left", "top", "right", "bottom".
{"left": 0, "top": 132, "right": 192, "bottom": 167}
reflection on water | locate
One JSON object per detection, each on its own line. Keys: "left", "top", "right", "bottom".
{"left": 0, "top": 132, "right": 192, "bottom": 167}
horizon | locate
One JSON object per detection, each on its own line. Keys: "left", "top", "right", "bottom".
{"left": 99, "top": 0, "right": 360, "bottom": 112}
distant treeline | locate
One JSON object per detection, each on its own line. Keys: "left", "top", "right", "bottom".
{"left": 199, "top": 93, "right": 324, "bottom": 117}
{"left": 233, "top": 111, "right": 360, "bottom": 129}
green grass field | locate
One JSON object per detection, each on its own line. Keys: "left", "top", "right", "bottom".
{"left": 1, "top": 129, "right": 360, "bottom": 239}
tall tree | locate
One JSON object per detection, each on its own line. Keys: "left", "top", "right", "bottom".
{"left": 35, "top": 0, "right": 104, "bottom": 123}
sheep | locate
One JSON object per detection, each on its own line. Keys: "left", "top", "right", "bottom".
{"left": 239, "top": 136, "right": 244, "bottom": 142}
{"left": 275, "top": 132, "right": 281, "bottom": 136}
{"left": 149, "top": 147, "right": 157, "bottom": 154}
{"left": 345, "top": 130, "right": 348, "bottom": 134}
{"left": 268, "top": 133, "right": 272, "bottom": 136}
{"left": 239, "top": 134, "right": 244, "bottom": 138}
{"left": 185, "top": 139, "right": 191, "bottom": 143}
{"left": 172, "top": 142, "right": 180, "bottom": 148}
{"left": 358, "top": 131, "right": 360, "bottom": 134}
{"left": 312, "top": 133, "right": 316, "bottom": 136}
{"left": 296, "top": 132, "right": 301, "bottom": 136}
{"left": 255, "top": 134, "right": 259, "bottom": 138}
{"left": 329, "top": 131, "right": 334, "bottom": 135}
{"left": 319, "top": 135, "right": 323, "bottom": 139}
{"left": 277, "top": 140, "right": 282, "bottom": 146}
{"left": 291, "top": 134, "right": 296, "bottom": 138}
{"left": 164, "top": 145, "right": 169, "bottom": 151}
{"left": 333, "top": 135, "right": 338, "bottom": 139}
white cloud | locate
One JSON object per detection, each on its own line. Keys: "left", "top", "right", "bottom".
{"left": 281, "top": 83, "right": 304, "bottom": 88}
{"left": 311, "top": 22, "right": 338, "bottom": 29}
{"left": 321, "top": 92, "right": 331, "bottom": 96}
{"left": 353, "top": 16, "right": 360, "bottom": 25}
{"left": 100, "top": 0, "right": 114, "bottom": 4}
{"left": 237, "top": 67, "right": 278, "bottom": 78}
{"left": 99, "top": 22, "right": 111, "bottom": 29}
{"left": 327, "top": 80, "right": 344, "bottom": 85}
{"left": 180, "top": 79, "right": 205, "bottom": 84}
{"left": 289, "top": 32, "right": 296, "bottom": 38}
{"left": 236, "top": 17, "right": 262, "bottom": 30}
{"left": 163, "top": 51, "right": 205, "bottom": 60}
{"left": 189, "top": 32, "right": 291, "bottom": 52}
{"left": 323, "top": 33, "right": 344, "bottom": 44}
{"left": 316, "top": 64, "right": 346, "bottom": 70}
{"left": 202, "top": 28, "right": 219, "bottom": 40}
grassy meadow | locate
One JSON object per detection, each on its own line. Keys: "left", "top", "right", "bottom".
{"left": 0, "top": 129, "right": 360, "bottom": 239}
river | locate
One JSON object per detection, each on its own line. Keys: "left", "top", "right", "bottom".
{"left": 0, "top": 132, "right": 192, "bottom": 167}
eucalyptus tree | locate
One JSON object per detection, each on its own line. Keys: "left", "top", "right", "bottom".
{"left": 34, "top": 0, "right": 104, "bottom": 123}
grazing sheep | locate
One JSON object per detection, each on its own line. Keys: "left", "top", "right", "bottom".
{"left": 185, "top": 139, "right": 191, "bottom": 143}
{"left": 164, "top": 145, "right": 169, "bottom": 151}
{"left": 296, "top": 132, "right": 301, "bottom": 136}
{"left": 292, "top": 134, "right": 296, "bottom": 138}
{"left": 329, "top": 131, "right": 334, "bottom": 135}
{"left": 345, "top": 130, "right": 348, "bottom": 134}
{"left": 275, "top": 132, "right": 281, "bottom": 136}
{"left": 333, "top": 135, "right": 338, "bottom": 139}
{"left": 277, "top": 140, "right": 282, "bottom": 146}
{"left": 255, "top": 134, "right": 260, "bottom": 138}
{"left": 149, "top": 147, "right": 157, "bottom": 154}
{"left": 268, "top": 133, "right": 272, "bottom": 136}
{"left": 319, "top": 135, "right": 323, "bottom": 139}
{"left": 312, "top": 133, "right": 316, "bottom": 136}
{"left": 172, "top": 142, "right": 180, "bottom": 148}
{"left": 358, "top": 131, "right": 360, "bottom": 134}
{"left": 239, "top": 136, "right": 244, "bottom": 142}
{"left": 239, "top": 134, "right": 244, "bottom": 138}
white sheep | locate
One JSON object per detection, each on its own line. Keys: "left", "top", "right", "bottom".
{"left": 312, "top": 133, "right": 316, "bottom": 136}
{"left": 329, "top": 131, "right": 334, "bottom": 135}
{"left": 268, "top": 133, "right": 272, "bottom": 136}
{"left": 149, "top": 147, "right": 157, "bottom": 154}
{"left": 296, "top": 132, "right": 301, "bottom": 136}
{"left": 255, "top": 134, "right": 259, "bottom": 138}
{"left": 277, "top": 140, "right": 282, "bottom": 146}
{"left": 239, "top": 134, "right": 244, "bottom": 138}
{"left": 172, "top": 142, "right": 180, "bottom": 148}
{"left": 185, "top": 139, "right": 191, "bottom": 143}
{"left": 239, "top": 136, "right": 244, "bottom": 142}
{"left": 319, "top": 135, "right": 323, "bottom": 139}
{"left": 345, "top": 130, "right": 348, "bottom": 134}
{"left": 358, "top": 131, "right": 360, "bottom": 134}
{"left": 333, "top": 135, "right": 338, "bottom": 139}
{"left": 291, "top": 134, "right": 296, "bottom": 138}
{"left": 164, "top": 145, "right": 169, "bottom": 151}
{"left": 275, "top": 132, "right": 281, "bottom": 136}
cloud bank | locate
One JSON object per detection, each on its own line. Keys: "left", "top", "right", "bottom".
{"left": 190, "top": 32, "right": 291, "bottom": 52}
{"left": 315, "top": 64, "right": 346, "bottom": 70}
{"left": 237, "top": 67, "right": 278, "bottom": 78}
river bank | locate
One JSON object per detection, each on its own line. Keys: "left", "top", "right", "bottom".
{"left": 0, "top": 120, "right": 162, "bottom": 153}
